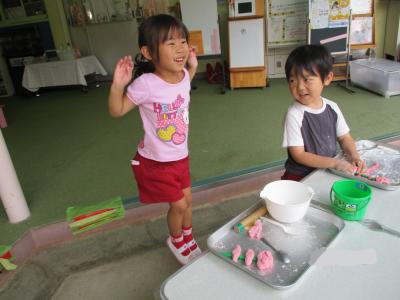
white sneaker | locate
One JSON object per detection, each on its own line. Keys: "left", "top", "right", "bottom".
{"left": 166, "top": 237, "right": 190, "bottom": 265}
{"left": 187, "top": 239, "right": 202, "bottom": 260}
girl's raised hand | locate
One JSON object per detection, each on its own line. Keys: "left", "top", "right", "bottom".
{"left": 187, "top": 47, "right": 198, "bottom": 71}
{"left": 113, "top": 56, "right": 133, "bottom": 89}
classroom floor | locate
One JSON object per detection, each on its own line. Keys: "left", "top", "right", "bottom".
{"left": 1, "top": 78, "right": 400, "bottom": 246}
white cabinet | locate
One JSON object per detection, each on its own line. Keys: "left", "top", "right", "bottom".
{"left": 228, "top": 17, "right": 266, "bottom": 89}
{"left": 229, "top": 18, "right": 264, "bottom": 68}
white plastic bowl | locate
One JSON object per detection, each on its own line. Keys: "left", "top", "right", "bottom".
{"left": 260, "top": 180, "right": 314, "bottom": 223}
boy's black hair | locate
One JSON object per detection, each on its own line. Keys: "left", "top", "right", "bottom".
{"left": 284, "top": 44, "right": 333, "bottom": 81}
{"left": 134, "top": 14, "right": 189, "bottom": 79}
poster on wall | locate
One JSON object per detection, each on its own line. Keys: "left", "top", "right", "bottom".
{"left": 351, "top": 0, "right": 373, "bottom": 15}
{"left": 268, "top": 0, "right": 308, "bottom": 16}
{"left": 328, "top": 0, "right": 350, "bottom": 27}
{"left": 350, "top": 16, "right": 373, "bottom": 45}
{"left": 267, "top": 0, "right": 308, "bottom": 46}
{"left": 310, "top": 0, "right": 329, "bottom": 29}
{"left": 310, "top": 0, "right": 350, "bottom": 29}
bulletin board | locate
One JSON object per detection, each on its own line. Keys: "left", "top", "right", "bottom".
{"left": 266, "top": 0, "right": 308, "bottom": 47}
{"left": 180, "top": 0, "right": 221, "bottom": 56}
{"left": 310, "top": 26, "right": 348, "bottom": 54}
{"left": 308, "top": 0, "right": 351, "bottom": 55}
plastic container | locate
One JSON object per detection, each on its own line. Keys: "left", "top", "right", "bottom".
{"left": 330, "top": 180, "right": 372, "bottom": 221}
{"left": 260, "top": 180, "right": 314, "bottom": 223}
{"left": 350, "top": 58, "right": 400, "bottom": 98}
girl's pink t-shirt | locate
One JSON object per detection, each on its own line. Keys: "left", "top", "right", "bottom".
{"left": 126, "top": 69, "right": 190, "bottom": 162}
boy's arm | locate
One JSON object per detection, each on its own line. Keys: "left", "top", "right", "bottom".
{"left": 186, "top": 48, "right": 198, "bottom": 81}
{"left": 288, "top": 146, "right": 354, "bottom": 173}
{"left": 338, "top": 133, "right": 366, "bottom": 172}
{"left": 108, "top": 56, "right": 136, "bottom": 117}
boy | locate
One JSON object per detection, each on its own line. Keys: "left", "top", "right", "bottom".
{"left": 282, "top": 45, "right": 364, "bottom": 181}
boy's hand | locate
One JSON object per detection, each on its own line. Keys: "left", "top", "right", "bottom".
{"left": 351, "top": 158, "right": 366, "bottom": 174}
{"left": 333, "top": 159, "right": 354, "bottom": 174}
{"left": 113, "top": 56, "right": 133, "bottom": 89}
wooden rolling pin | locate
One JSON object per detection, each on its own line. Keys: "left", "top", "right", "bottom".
{"left": 233, "top": 206, "right": 268, "bottom": 233}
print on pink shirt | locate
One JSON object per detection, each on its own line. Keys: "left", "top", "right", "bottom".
{"left": 154, "top": 94, "right": 187, "bottom": 145}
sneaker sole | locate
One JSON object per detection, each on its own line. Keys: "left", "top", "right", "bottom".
{"left": 166, "top": 237, "right": 190, "bottom": 265}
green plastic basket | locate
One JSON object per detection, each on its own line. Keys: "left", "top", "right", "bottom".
{"left": 330, "top": 180, "right": 372, "bottom": 221}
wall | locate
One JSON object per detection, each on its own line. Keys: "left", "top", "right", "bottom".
{"left": 383, "top": 0, "right": 400, "bottom": 59}
{"left": 169, "top": 0, "right": 228, "bottom": 73}
{"left": 69, "top": 21, "right": 139, "bottom": 75}
{"left": 375, "top": 0, "right": 389, "bottom": 58}
{"left": 44, "top": 0, "right": 71, "bottom": 50}
{"left": 51, "top": 0, "right": 392, "bottom": 75}
{"left": 188, "top": 0, "right": 391, "bottom": 72}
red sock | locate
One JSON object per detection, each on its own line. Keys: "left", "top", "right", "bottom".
{"left": 182, "top": 225, "right": 199, "bottom": 251}
{"left": 171, "top": 233, "right": 190, "bottom": 256}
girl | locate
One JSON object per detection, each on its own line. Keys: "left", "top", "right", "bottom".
{"left": 108, "top": 14, "right": 200, "bottom": 265}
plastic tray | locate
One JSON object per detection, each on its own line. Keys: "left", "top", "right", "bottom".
{"left": 329, "top": 140, "right": 400, "bottom": 190}
{"left": 207, "top": 200, "right": 344, "bottom": 290}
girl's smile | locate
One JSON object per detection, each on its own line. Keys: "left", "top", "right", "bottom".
{"left": 154, "top": 37, "right": 189, "bottom": 83}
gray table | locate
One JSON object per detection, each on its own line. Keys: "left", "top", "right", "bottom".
{"left": 160, "top": 169, "right": 400, "bottom": 300}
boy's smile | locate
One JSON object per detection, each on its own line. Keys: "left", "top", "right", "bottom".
{"left": 288, "top": 68, "right": 333, "bottom": 109}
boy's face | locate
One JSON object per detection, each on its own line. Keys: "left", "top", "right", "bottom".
{"left": 288, "top": 68, "right": 333, "bottom": 108}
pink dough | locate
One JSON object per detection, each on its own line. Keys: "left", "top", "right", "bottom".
{"left": 376, "top": 176, "right": 391, "bottom": 185}
{"left": 257, "top": 250, "right": 274, "bottom": 270}
{"left": 248, "top": 220, "right": 263, "bottom": 240}
{"left": 245, "top": 249, "right": 255, "bottom": 266}
{"left": 232, "top": 245, "right": 241, "bottom": 262}
{"left": 364, "top": 163, "right": 380, "bottom": 175}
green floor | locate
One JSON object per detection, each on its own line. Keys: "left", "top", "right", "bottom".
{"left": 1, "top": 78, "right": 400, "bottom": 245}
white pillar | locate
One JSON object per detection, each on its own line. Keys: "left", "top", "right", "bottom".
{"left": 0, "top": 129, "right": 30, "bottom": 223}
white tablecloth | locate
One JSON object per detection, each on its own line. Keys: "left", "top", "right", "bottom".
{"left": 22, "top": 56, "right": 107, "bottom": 92}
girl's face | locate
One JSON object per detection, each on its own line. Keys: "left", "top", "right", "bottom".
{"left": 150, "top": 29, "right": 189, "bottom": 83}
{"left": 288, "top": 68, "right": 333, "bottom": 108}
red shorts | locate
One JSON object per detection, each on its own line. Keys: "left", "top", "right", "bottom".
{"left": 281, "top": 171, "right": 304, "bottom": 182}
{"left": 131, "top": 153, "right": 191, "bottom": 203}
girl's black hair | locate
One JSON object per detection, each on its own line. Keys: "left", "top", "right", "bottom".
{"left": 134, "top": 14, "right": 189, "bottom": 79}
{"left": 284, "top": 45, "right": 333, "bottom": 81}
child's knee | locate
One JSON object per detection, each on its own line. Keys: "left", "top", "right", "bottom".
{"left": 170, "top": 198, "right": 189, "bottom": 214}
{"left": 184, "top": 194, "right": 192, "bottom": 206}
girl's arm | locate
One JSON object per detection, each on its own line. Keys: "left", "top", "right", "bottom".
{"left": 288, "top": 146, "right": 354, "bottom": 173}
{"left": 338, "top": 133, "right": 366, "bottom": 172}
{"left": 108, "top": 56, "right": 136, "bottom": 117}
{"left": 186, "top": 48, "right": 198, "bottom": 81}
